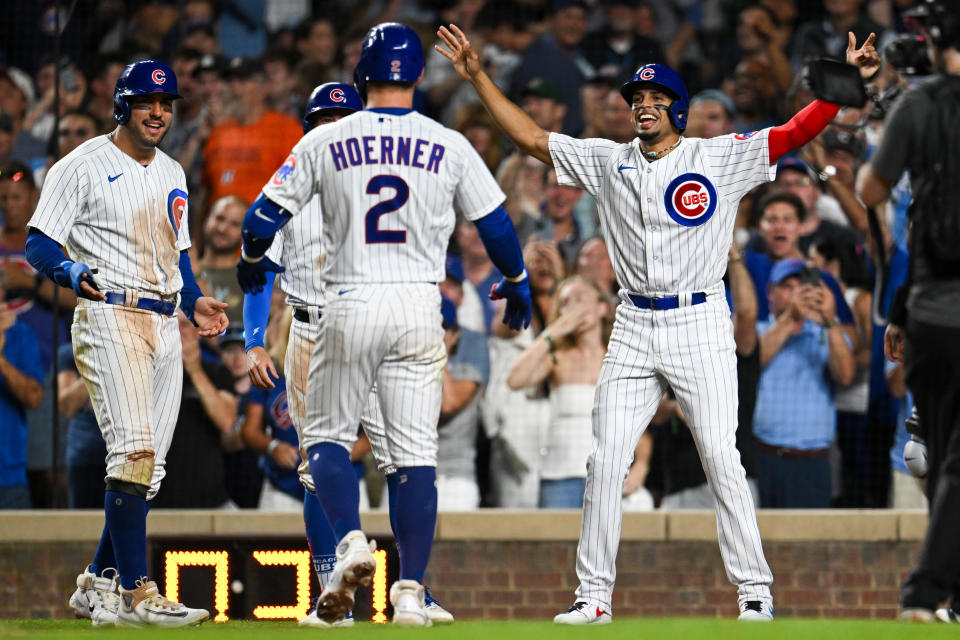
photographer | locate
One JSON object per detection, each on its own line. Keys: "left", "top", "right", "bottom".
{"left": 856, "top": 0, "right": 960, "bottom": 622}
{"left": 752, "top": 259, "right": 854, "bottom": 508}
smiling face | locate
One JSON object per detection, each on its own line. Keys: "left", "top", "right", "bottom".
{"left": 124, "top": 94, "right": 175, "bottom": 148}
{"left": 631, "top": 86, "right": 677, "bottom": 143}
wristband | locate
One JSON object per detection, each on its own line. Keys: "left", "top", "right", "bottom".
{"left": 541, "top": 332, "right": 556, "bottom": 352}
{"left": 506, "top": 268, "right": 528, "bottom": 283}
{"left": 822, "top": 317, "right": 839, "bottom": 329}
{"left": 265, "top": 440, "right": 280, "bottom": 456}
{"left": 241, "top": 248, "right": 264, "bottom": 263}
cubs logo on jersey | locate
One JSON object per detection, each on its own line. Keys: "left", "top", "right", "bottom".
{"left": 734, "top": 131, "right": 758, "bottom": 140}
{"left": 663, "top": 173, "right": 717, "bottom": 227}
{"left": 167, "top": 188, "right": 187, "bottom": 231}
{"left": 272, "top": 155, "right": 296, "bottom": 185}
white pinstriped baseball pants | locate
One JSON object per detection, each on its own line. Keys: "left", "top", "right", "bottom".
{"left": 285, "top": 312, "right": 395, "bottom": 494}
{"left": 575, "top": 288, "right": 773, "bottom": 611}
{"left": 301, "top": 283, "right": 446, "bottom": 468}
{"left": 71, "top": 300, "right": 182, "bottom": 501}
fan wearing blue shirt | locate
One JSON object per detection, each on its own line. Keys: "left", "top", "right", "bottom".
{"left": 753, "top": 259, "right": 855, "bottom": 508}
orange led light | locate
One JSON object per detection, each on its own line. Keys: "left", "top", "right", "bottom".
{"left": 163, "top": 550, "right": 230, "bottom": 622}
{"left": 371, "top": 548, "right": 388, "bottom": 623}
{"left": 251, "top": 550, "right": 312, "bottom": 620}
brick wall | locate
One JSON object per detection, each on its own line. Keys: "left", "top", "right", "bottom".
{"left": 0, "top": 539, "right": 919, "bottom": 620}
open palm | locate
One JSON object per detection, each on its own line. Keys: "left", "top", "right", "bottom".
{"left": 436, "top": 24, "right": 483, "bottom": 82}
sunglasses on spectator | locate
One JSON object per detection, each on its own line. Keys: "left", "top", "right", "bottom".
{"left": 59, "top": 128, "right": 92, "bottom": 137}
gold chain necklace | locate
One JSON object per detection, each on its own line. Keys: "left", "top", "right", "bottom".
{"left": 642, "top": 136, "right": 683, "bottom": 162}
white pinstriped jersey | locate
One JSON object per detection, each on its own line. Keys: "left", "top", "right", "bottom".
{"left": 29, "top": 135, "right": 191, "bottom": 297}
{"left": 265, "top": 195, "right": 324, "bottom": 308}
{"left": 262, "top": 109, "right": 504, "bottom": 284}
{"left": 548, "top": 130, "right": 775, "bottom": 296}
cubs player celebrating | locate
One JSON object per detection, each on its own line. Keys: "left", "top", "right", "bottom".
{"left": 25, "top": 60, "right": 228, "bottom": 627}
{"left": 437, "top": 25, "right": 880, "bottom": 623}
{"left": 242, "top": 81, "right": 454, "bottom": 627}
{"left": 236, "top": 23, "right": 531, "bottom": 626}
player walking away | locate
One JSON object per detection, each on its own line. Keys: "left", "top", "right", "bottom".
{"left": 236, "top": 23, "right": 531, "bottom": 626}
{"left": 241, "top": 81, "right": 454, "bottom": 627}
{"left": 25, "top": 60, "right": 229, "bottom": 628}
{"left": 437, "top": 24, "right": 879, "bottom": 623}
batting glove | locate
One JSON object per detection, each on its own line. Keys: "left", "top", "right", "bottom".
{"left": 67, "top": 261, "right": 100, "bottom": 298}
{"left": 236, "top": 255, "right": 284, "bottom": 294}
{"left": 903, "top": 435, "right": 928, "bottom": 479}
{"left": 490, "top": 272, "right": 532, "bottom": 331}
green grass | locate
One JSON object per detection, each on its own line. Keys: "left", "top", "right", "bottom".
{"left": 1, "top": 618, "right": 958, "bottom": 640}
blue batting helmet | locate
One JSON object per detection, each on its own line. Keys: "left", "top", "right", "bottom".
{"left": 302, "top": 82, "right": 363, "bottom": 134}
{"left": 113, "top": 59, "right": 182, "bottom": 126}
{"left": 619, "top": 63, "right": 690, "bottom": 132}
{"left": 353, "top": 22, "right": 424, "bottom": 97}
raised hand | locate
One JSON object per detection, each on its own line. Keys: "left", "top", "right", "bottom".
{"left": 435, "top": 24, "right": 484, "bottom": 82}
{"left": 246, "top": 345, "right": 279, "bottom": 390}
{"left": 846, "top": 32, "right": 880, "bottom": 80}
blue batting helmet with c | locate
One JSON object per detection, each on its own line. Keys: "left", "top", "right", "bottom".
{"left": 302, "top": 82, "right": 363, "bottom": 134}
{"left": 619, "top": 63, "right": 690, "bottom": 132}
{"left": 113, "top": 59, "right": 182, "bottom": 126}
{"left": 353, "top": 22, "right": 424, "bottom": 97}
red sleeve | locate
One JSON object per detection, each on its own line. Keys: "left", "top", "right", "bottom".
{"left": 767, "top": 100, "right": 840, "bottom": 163}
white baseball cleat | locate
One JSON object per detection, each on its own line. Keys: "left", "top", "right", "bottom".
{"left": 68, "top": 565, "right": 121, "bottom": 627}
{"left": 936, "top": 608, "right": 960, "bottom": 623}
{"left": 738, "top": 601, "right": 774, "bottom": 621}
{"left": 314, "top": 531, "right": 376, "bottom": 623}
{"left": 116, "top": 579, "right": 209, "bottom": 627}
{"left": 424, "top": 586, "right": 454, "bottom": 624}
{"left": 553, "top": 600, "right": 613, "bottom": 625}
{"left": 299, "top": 606, "right": 355, "bottom": 628}
{"left": 899, "top": 607, "right": 936, "bottom": 622}
{"left": 390, "top": 579, "right": 432, "bottom": 627}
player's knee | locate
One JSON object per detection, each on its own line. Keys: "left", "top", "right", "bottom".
{"left": 112, "top": 449, "right": 156, "bottom": 488}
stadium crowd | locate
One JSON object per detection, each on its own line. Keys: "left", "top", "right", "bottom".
{"left": 0, "top": 0, "right": 929, "bottom": 512}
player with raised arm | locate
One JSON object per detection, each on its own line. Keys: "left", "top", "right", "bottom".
{"left": 242, "top": 81, "right": 454, "bottom": 627}
{"left": 25, "top": 60, "right": 228, "bottom": 627}
{"left": 236, "top": 23, "right": 531, "bottom": 626}
{"left": 436, "top": 24, "right": 879, "bottom": 623}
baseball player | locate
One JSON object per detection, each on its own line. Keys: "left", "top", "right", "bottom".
{"left": 437, "top": 25, "right": 879, "bottom": 623}
{"left": 25, "top": 60, "right": 228, "bottom": 627}
{"left": 236, "top": 23, "right": 531, "bottom": 626}
{"left": 242, "top": 81, "right": 453, "bottom": 627}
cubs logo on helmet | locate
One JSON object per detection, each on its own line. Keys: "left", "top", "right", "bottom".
{"left": 272, "top": 155, "right": 296, "bottom": 185}
{"left": 167, "top": 189, "right": 188, "bottom": 232}
{"left": 639, "top": 67, "right": 656, "bottom": 81}
{"left": 664, "top": 173, "right": 718, "bottom": 227}
{"left": 302, "top": 82, "right": 363, "bottom": 133}
{"left": 353, "top": 22, "right": 424, "bottom": 97}
{"left": 152, "top": 69, "right": 166, "bottom": 85}
{"left": 330, "top": 88, "right": 345, "bottom": 102}
{"left": 113, "top": 59, "right": 183, "bottom": 125}
{"left": 619, "top": 63, "right": 690, "bottom": 131}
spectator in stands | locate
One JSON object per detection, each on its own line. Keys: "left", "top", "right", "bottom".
{"left": 508, "top": 276, "right": 609, "bottom": 508}
{"left": 753, "top": 258, "right": 854, "bottom": 508}
{"left": 201, "top": 56, "right": 301, "bottom": 207}
{"left": 714, "top": 4, "right": 793, "bottom": 94}
{"left": 579, "top": 75, "right": 615, "bottom": 139}
{"left": 0, "top": 67, "right": 45, "bottom": 167}
{"left": 84, "top": 54, "right": 128, "bottom": 133}
{"left": 55, "top": 111, "right": 100, "bottom": 159}
{"left": 22, "top": 61, "right": 87, "bottom": 147}
{"left": 542, "top": 169, "right": 585, "bottom": 272}
{"left": 774, "top": 156, "right": 852, "bottom": 242}
{"left": 454, "top": 103, "right": 506, "bottom": 175}
{"left": 800, "top": 127, "right": 870, "bottom": 239}
{"left": 791, "top": 0, "right": 887, "bottom": 69}
{"left": 519, "top": 77, "right": 567, "bottom": 135}
{"left": 57, "top": 343, "right": 106, "bottom": 509}
{"left": 198, "top": 195, "right": 246, "bottom": 324}
{"left": 262, "top": 47, "right": 302, "bottom": 119}
{"left": 809, "top": 235, "right": 873, "bottom": 506}
{"left": 474, "top": 0, "right": 536, "bottom": 89}
{"left": 498, "top": 154, "right": 550, "bottom": 249}
{"left": 580, "top": 0, "right": 664, "bottom": 80}
{"left": 218, "top": 0, "right": 267, "bottom": 58}
{"left": 685, "top": 89, "right": 734, "bottom": 139}
{"left": 154, "top": 313, "right": 239, "bottom": 509}
{"left": 731, "top": 56, "right": 782, "bottom": 133}
{"left": 0, "top": 275, "right": 43, "bottom": 509}
{"left": 600, "top": 89, "right": 636, "bottom": 143}
{"left": 294, "top": 17, "right": 338, "bottom": 67}
{"left": 453, "top": 218, "right": 502, "bottom": 334}
{"left": 437, "top": 295, "right": 490, "bottom": 510}
{"left": 575, "top": 236, "right": 618, "bottom": 299}
{"left": 160, "top": 47, "right": 205, "bottom": 163}
{"left": 442, "top": 254, "right": 485, "bottom": 335}
{"left": 511, "top": 0, "right": 595, "bottom": 135}
{"left": 0, "top": 115, "right": 13, "bottom": 167}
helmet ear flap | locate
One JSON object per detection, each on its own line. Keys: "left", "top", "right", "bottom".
{"left": 114, "top": 94, "right": 130, "bottom": 126}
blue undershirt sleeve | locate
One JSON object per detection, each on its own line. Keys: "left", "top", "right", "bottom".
{"left": 243, "top": 271, "right": 277, "bottom": 351}
{"left": 25, "top": 229, "right": 73, "bottom": 288}
{"left": 241, "top": 193, "right": 293, "bottom": 260}
{"left": 178, "top": 250, "right": 204, "bottom": 324}
{"left": 472, "top": 205, "right": 524, "bottom": 280}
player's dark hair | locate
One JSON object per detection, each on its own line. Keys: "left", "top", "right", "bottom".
{"left": 0, "top": 161, "right": 36, "bottom": 190}
{"left": 758, "top": 190, "right": 807, "bottom": 222}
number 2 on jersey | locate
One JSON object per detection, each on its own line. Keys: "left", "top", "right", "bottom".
{"left": 365, "top": 175, "right": 408, "bottom": 244}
